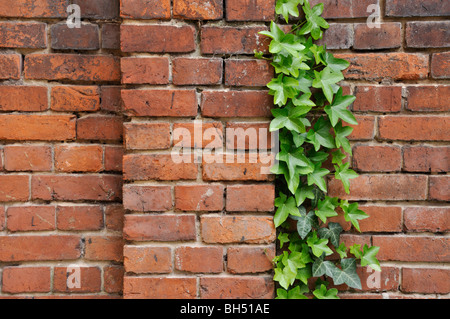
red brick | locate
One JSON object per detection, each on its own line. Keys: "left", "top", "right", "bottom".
{"left": 406, "top": 86, "right": 450, "bottom": 112}
{"left": 403, "top": 146, "right": 449, "bottom": 173}
{"left": 51, "top": 86, "right": 100, "bottom": 112}
{"left": 121, "top": 0, "right": 171, "bottom": 19}
{"left": 373, "top": 236, "right": 450, "bottom": 262}
{"left": 175, "top": 246, "right": 223, "bottom": 273}
{"left": 0, "top": 22, "right": 46, "bottom": 49}
{"left": 353, "top": 86, "right": 402, "bottom": 113}
{"left": 0, "top": 86, "right": 47, "bottom": 112}
{"left": 77, "top": 115, "right": 122, "bottom": 141}
{"left": 226, "top": 184, "right": 274, "bottom": 212}
{"left": 404, "top": 207, "right": 450, "bottom": 233}
{"left": 310, "top": 0, "right": 378, "bottom": 18}
{"left": 402, "top": 268, "right": 450, "bottom": 294}
{"left": 121, "top": 25, "right": 196, "bottom": 53}
{"left": 0, "top": 0, "right": 69, "bottom": 18}
{"left": 7, "top": 206, "right": 55, "bottom": 232}
{"left": 226, "top": 0, "right": 275, "bottom": 21}
{"left": 31, "top": 175, "right": 122, "bottom": 201}
{"left": 124, "top": 246, "right": 172, "bottom": 274}
{"left": 101, "top": 23, "right": 120, "bottom": 49}
{"left": 333, "top": 265, "right": 400, "bottom": 292}
{"left": 200, "top": 277, "right": 274, "bottom": 299}
{"left": 175, "top": 185, "right": 224, "bottom": 211}
{"left": 431, "top": 52, "right": 450, "bottom": 79}
{"left": 54, "top": 145, "right": 103, "bottom": 172}
{"left": 429, "top": 176, "right": 450, "bottom": 201}
{"left": 202, "top": 154, "right": 274, "bottom": 181}
{"left": 406, "top": 21, "right": 450, "bottom": 48}
{"left": 24, "top": 54, "right": 120, "bottom": 82}
{"left": 0, "top": 175, "right": 29, "bottom": 202}
{"left": 101, "top": 86, "right": 122, "bottom": 113}
{"left": 357, "top": 206, "right": 403, "bottom": 233}
{"left": 173, "top": 58, "right": 223, "bottom": 85}
{"left": 56, "top": 205, "right": 104, "bottom": 231}
{"left": 122, "top": 89, "right": 198, "bottom": 117}
{"left": 51, "top": 23, "right": 99, "bottom": 50}
{"left": 104, "top": 146, "right": 123, "bottom": 172}
{"left": 227, "top": 246, "right": 275, "bottom": 274}
{"left": 4, "top": 145, "right": 52, "bottom": 172}
{"left": 379, "top": 116, "right": 450, "bottom": 141}
{"left": 122, "top": 57, "right": 169, "bottom": 85}
{"left": 328, "top": 175, "right": 428, "bottom": 201}
{"left": 124, "top": 277, "right": 197, "bottom": 299}
{"left": 123, "top": 185, "right": 172, "bottom": 212}
{"left": 54, "top": 267, "right": 101, "bottom": 293}
{"left": 104, "top": 266, "right": 124, "bottom": 294}
{"left": 201, "top": 216, "right": 276, "bottom": 244}
{"left": 124, "top": 215, "right": 196, "bottom": 242}
{"left": 0, "top": 53, "right": 20, "bottom": 79}
{"left": 173, "top": 122, "right": 224, "bottom": 149}
{"left": 105, "top": 204, "right": 124, "bottom": 232}
{"left": 2, "top": 267, "right": 51, "bottom": 294}
{"left": 125, "top": 123, "right": 170, "bottom": 150}
{"left": 386, "top": 0, "right": 450, "bottom": 17}
{"left": 0, "top": 235, "right": 81, "bottom": 262}
{"left": 336, "top": 53, "right": 429, "bottom": 81}
{"left": 0, "top": 206, "right": 4, "bottom": 230}
{"left": 202, "top": 90, "right": 273, "bottom": 117}
{"left": 123, "top": 154, "right": 198, "bottom": 181}
{"left": 226, "top": 122, "right": 273, "bottom": 150}
{"left": 354, "top": 23, "right": 402, "bottom": 50}
{"left": 73, "top": 0, "right": 119, "bottom": 19}
{"left": 316, "top": 23, "right": 353, "bottom": 50}
{"left": 85, "top": 236, "right": 123, "bottom": 262}
{"left": 201, "top": 26, "right": 269, "bottom": 55}
{"left": 353, "top": 145, "right": 402, "bottom": 172}
{"left": 174, "top": 0, "right": 223, "bottom": 20}
{"left": 225, "top": 59, "right": 274, "bottom": 87}
{"left": 347, "top": 115, "right": 375, "bottom": 141}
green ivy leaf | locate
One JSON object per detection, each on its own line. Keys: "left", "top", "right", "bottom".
{"left": 268, "top": 74, "right": 299, "bottom": 106}
{"left": 274, "top": 194, "right": 301, "bottom": 227}
{"left": 274, "top": 264, "right": 297, "bottom": 289}
{"left": 270, "top": 108, "right": 309, "bottom": 133}
{"left": 294, "top": 184, "right": 315, "bottom": 206}
{"left": 296, "top": 265, "right": 313, "bottom": 285}
{"left": 336, "top": 243, "right": 348, "bottom": 259}
{"left": 324, "top": 88, "right": 357, "bottom": 127}
{"left": 306, "top": 116, "right": 336, "bottom": 151}
{"left": 315, "top": 196, "right": 338, "bottom": 223}
{"left": 313, "top": 284, "right": 339, "bottom": 299}
{"left": 331, "top": 258, "right": 362, "bottom": 290}
{"left": 334, "top": 162, "right": 359, "bottom": 194}
{"left": 307, "top": 231, "right": 333, "bottom": 257}
{"left": 307, "top": 163, "right": 330, "bottom": 193}
{"left": 278, "top": 232, "right": 290, "bottom": 249}
{"left": 299, "top": 1, "right": 329, "bottom": 40}
{"left": 276, "top": 0, "right": 304, "bottom": 23}
{"left": 312, "top": 67, "right": 343, "bottom": 103}
{"left": 324, "top": 52, "right": 350, "bottom": 72}
{"left": 334, "top": 121, "right": 354, "bottom": 155}
{"left": 361, "top": 244, "right": 381, "bottom": 272}
{"left": 342, "top": 202, "right": 369, "bottom": 232}
{"left": 296, "top": 210, "right": 317, "bottom": 239}
{"left": 332, "top": 149, "right": 347, "bottom": 166}
{"left": 317, "top": 222, "right": 343, "bottom": 247}
{"left": 312, "top": 254, "right": 338, "bottom": 278}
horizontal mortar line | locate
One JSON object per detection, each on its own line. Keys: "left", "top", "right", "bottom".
{"left": 379, "top": 261, "right": 450, "bottom": 269}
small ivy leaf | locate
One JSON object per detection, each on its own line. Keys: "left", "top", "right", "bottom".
{"left": 312, "top": 67, "right": 344, "bottom": 103}
{"left": 270, "top": 108, "right": 308, "bottom": 133}
{"left": 294, "top": 184, "right": 315, "bottom": 206}
{"left": 306, "top": 116, "right": 336, "bottom": 151}
{"left": 317, "top": 222, "right": 343, "bottom": 247}
{"left": 307, "top": 163, "right": 330, "bottom": 193}
{"left": 292, "top": 92, "right": 315, "bottom": 109}
{"left": 254, "top": 50, "right": 265, "bottom": 59}
{"left": 307, "top": 231, "right": 333, "bottom": 257}
{"left": 272, "top": 54, "right": 310, "bottom": 78}
{"left": 293, "top": 132, "right": 307, "bottom": 148}
{"left": 331, "top": 258, "right": 362, "bottom": 290}
{"left": 349, "top": 244, "right": 363, "bottom": 259}
{"left": 315, "top": 196, "right": 338, "bottom": 223}
{"left": 361, "top": 244, "right": 381, "bottom": 272}
{"left": 274, "top": 264, "right": 297, "bottom": 289}
{"left": 296, "top": 210, "right": 316, "bottom": 239}
{"left": 336, "top": 243, "right": 348, "bottom": 259}
{"left": 311, "top": 186, "right": 325, "bottom": 208}
{"left": 299, "top": 1, "right": 329, "bottom": 40}
{"left": 308, "top": 149, "right": 329, "bottom": 163}
{"left": 324, "top": 52, "right": 350, "bottom": 72}
{"left": 276, "top": 288, "right": 288, "bottom": 299}
{"left": 324, "top": 88, "right": 357, "bottom": 127}
{"left": 274, "top": 195, "right": 299, "bottom": 227}
{"left": 310, "top": 44, "right": 327, "bottom": 65}
{"left": 342, "top": 202, "right": 369, "bottom": 232}
{"left": 332, "top": 149, "right": 347, "bottom": 166}
{"left": 296, "top": 70, "right": 314, "bottom": 94}
{"left": 334, "top": 121, "right": 354, "bottom": 155}
{"left": 334, "top": 162, "right": 359, "bottom": 194}
{"left": 276, "top": 0, "right": 304, "bottom": 23}
{"left": 268, "top": 74, "right": 299, "bottom": 106}
{"left": 296, "top": 265, "right": 313, "bottom": 286}
{"left": 312, "top": 254, "right": 338, "bottom": 278}
{"left": 313, "top": 284, "right": 339, "bottom": 299}
{"left": 278, "top": 232, "right": 290, "bottom": 249}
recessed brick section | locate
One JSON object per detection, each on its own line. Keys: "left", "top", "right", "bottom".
{"left": 406, "top": 86, "right": 450, "bottom": 112}
{"left": 353, "top": 86, "right": 402, "bottom": 113}
{"left": 225, "top": 59, "right": 274, "bottom": 87}
{"left": 0, "top": 22, "right": 46, "bottom": 48}
{"left": 429, "top": 176, "right": 450, "bottom": 201}
{"left": 354, "top": 23, "right": 402, "bottom": 50}
{"left": 54, "top": 145, "right": 103, "bottom": 173}
{"left": 100, "top": 86, "right": 122, "bottom": 113}
{"left": 105, "top": 204, "right": 124, "bottom": 232}
{"left": 104, "top": 146, "right": 123, "bottom": 172}
{"left": 173, "top": 58, "right": 223, "bottom": 86}
{"left": 4, "top": 145, "right": 52, "bottom": 172}
{"left": 123, "top": 185, "right": 172, "bottom": 212}
{"left": 102, "top": 23, "right": 120, "bottom": 49}
{"left": 406, "top": 21, "right": 450, "bottom": 48}
{"left": 175, "top": 184, "right": 224, "bottom": 211}
{"left": 175, "top": 246, "right": 224, "bottom": 273}
{"left": 386, "top": 0, "right": 450, "bottom": 17}
{"left": 379, "top": 116, "right": 450, "bottom": 141}
{"left": 124, "top": 246, "right": 172, "bottom": 274}
{"left": 431, "top": 52, "right": 450, "bottom": 79}
{"left": 121, "top": 57, "right": 169, "bottom": 85}
{"left": 7, "top": 206, "right": 56, "bottom": 232}
{"left": 402, "top": 268, "right": 450, "bottom": 294}
{"left": 173, "top": 122, "right": 224, "bottom": 149}
{"left": 121, "top": 25, "right": 196, "bottom": 53}
{"left": 120, "top": 0, "right": 171, "bottom": 19}
{"left": 357, "top": 206, "right": 403, "bottom": 233}
{"left": 200, "top": 277, "right": 274, "bottom": 299}
{"left": 51, "top": 23, "right": 99, "bottom": 50}
{"left": 54, "top": 267, "right": 101, "bottom": 293}
{"left": 227, "top": 246, "right": 275, "bottom": 274}
{"left": 51, "top": 86, "right": 100, "bottom": 112}
{"left": 353, "top": 145, "right": 402, "bottom": 172}
{"left": 124, "top": 277, "right": 197, "bottom": 299}
{"left": 125, "top": 123, "right": 171, "bottom": 150}
{"left": 403, "top": 146, "right": 449, "bottom": 173}
{"left": 0, "top": 53, "right": 21, "bottom": 79}
{"left": 122, "top": 89, "right": 198, "bottom": 117}
{"left": 124, "top": 215, "right": 196, "bottom": 242}
{"left": 226, "top": 184, "right": 275, "bottom": 212}
{"left": 173, "top": 0, "right": 223, "bottom": 20}
{"left": 56, "top": 206, "right": 104, "bottom": 231}
{"left": 2, "top": 267, "right": 51, "bottom": 294}
{"left": 226, "top": 0, "right": 275, "bottom": 21}
{"left": 104, "top": 266, "right": 124, "bottom": 294}
{"left": 404, "top": 207, "right": 450, "bottom": 233}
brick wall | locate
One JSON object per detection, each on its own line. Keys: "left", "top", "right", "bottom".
{"left": 0, "top": 0, "right": 449, "bottom": 299}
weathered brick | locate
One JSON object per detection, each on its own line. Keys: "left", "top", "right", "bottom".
{"left": 173, "top": 0, "right": 223, "bottom": 20}
{"left": 54, "top": 267, "right": 101, "bottom": 293}
{"left": 227, "top": 246, "right": 275, "bottom": 274}
{"left": 85, "top": 236, "right": 123, "bottom": 262}
{"left": 124, "top": 277, "right": 197, "bottom": 299}
{"left": 4, "top": 145, "right": 52, "bottom": 172}
{"left": 2, "top": 267, "right": 51, "bottom": 294}
{"left": 175, "top": 246, "right": 224, "bottom": 273}
{"left": 104, "top": 266, "right": 124, "bottom": 294}
{"left": 406, "top": 86, "right": 450, "bottom": 112}
{"left": 353, "top": 145, "right": 402, "bottom": 172}
{"left": 404, "top": 207, "right": 450, "bottom": 233}
{"left": 56, "top": 205, "right": 104, "bottom": 231}
{"left": 353, "top": 23, "right": 402, "bottom": 50}
{"left": 124, "top": 215, "right": 196, "bottom": 242}
{"left": 353, "top": 86, "right": 402, "bottom": 113}
{"left": 121, "top": 57, "right": 169, "bottom": 85}
{"left": 51, "top": 86, "right": 100, "bottom": 112}
{"left": 0, "top": 53, "right": 21, "bottom": 79}
{"left": 226, "top": 184, "right": 274, "bottom": 212}
{"left": 77, "top": 115, "right": 123, "bottom": 141}
{"left": 403, "top": 146, "right": 449, "bottom": 173}
{"left": 316, "top": 23, "right": 353, "bottom": 49}
{"left": 173, "top": 122, "right": 224, "bottom": 149}
{"left": 431, "top": 52, "right": 450, "bottom": 79}
{"left": 200, "top": 277, "right": 274, "bottom": 299}
{"left": 120, "top": 0, "right": 171, "bottom": 19}
{"left": 0, "top": 0, "right": 69, "bottom": 18}
{"left": 357, "top": 206, "right": 403, "bottom": 233}
{"left": 0, "top": 22, "right": 46, "bottom": 49}
{"left": 225, "top": 59, "right": 274, "bottom": 87}
{"left": 51, "top": 23, "right": 99, "bottom": 50}
{"left": 0, "top": 86, "right": 47, "bottom": 112}
{"left": 122, "top": 89, "right": 198, "bottom": 117}
{"left": 125, "top": 123, "right": 171, "bottom": 150}
{"left": 0, "top": 175, "right": 30, "bottom": 202}
{"left": 429, "top": 176, "right": 450, "bottom": 201}
{"left": 105, "top": 204, "right": 124, "bottom": 232}
{"left": 386, "top": 0, "right": 450, "bottom": 17}
{"left": 7, "top": 206, "right": 55, "bottom": 232}
{"left": 310, "top": 0, "right": 379, "bottom": 18}
{"left": 124, "top": 246, "right": 172, "bottom": 274}
{"left": 175, "top": 184, "right": 224, "bottom": 211}
{"left": 226, "top": 0, "right": 275, "bottom": 21}
{"left": 73, "top": 0, "right": 119, "bottom": 19}
{"left": 402, "top": 268, "right": 450, "bottom": 294}
{"left": 173, "top": 58, "right": 223, "bottom": 85}
{"left": 104, "top": 146, "right": 123, "bottom": 172}
{"left": 100, "top": 86, "right": 122, "bottom": 113}
{"left": 55, "top": 145, "right": 103, "bottom": 173}
{"left": 121, "top": 25, "right": 196, "bottom": 53}
{"left": 379, "top": 116, "right": 450, "bottom": 141}
{"left": 406, "top": 21, "right": 450, "bottom": 48}
{"left": 102, "top": 23, "right": 120, "bottom": 49}
{"left": 0, "top": 206, "right": 4, "bottom": 230}
{"left": 226, "top": 122, "right": 273, "bottom": 150}
{"left": 123, "top": 185, "right": 172, "bottom": 212}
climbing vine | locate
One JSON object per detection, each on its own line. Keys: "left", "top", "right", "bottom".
{"left": 256, "top": 0, "right": 380, "bottom": 299}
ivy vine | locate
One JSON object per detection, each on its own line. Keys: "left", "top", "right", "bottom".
{"left": 255, "top": 0, "right": 381, "bottom": 299}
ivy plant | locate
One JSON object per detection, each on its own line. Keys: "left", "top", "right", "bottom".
{"left": 256, "top": 0, "right": 380, "bottom": 299}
